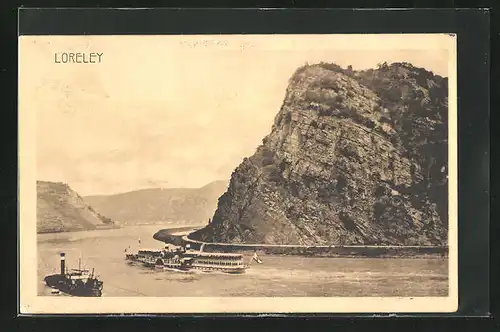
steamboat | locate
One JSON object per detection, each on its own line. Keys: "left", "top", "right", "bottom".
{"left": 125, "top": 243, "right": 257, "bottom": 274}
{"left": 44, "top": 253, "right": 103, "bottom": 297}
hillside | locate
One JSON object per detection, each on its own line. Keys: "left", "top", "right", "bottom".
{"left": 190, "top": 62, "right": 448, "bottom": 246}
{"left": 84, "top": 180, "right": 228, "bottom": 225}
{"left": 37, "top": 181, "right": 116, "bottom": 233}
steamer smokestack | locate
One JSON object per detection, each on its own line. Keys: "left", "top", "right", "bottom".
{"left": 60, "top": 253, "right": 66, "bottom": 275}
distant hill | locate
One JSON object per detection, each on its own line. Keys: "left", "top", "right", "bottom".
{"left": 83, "top": 180, "right": 228, "bottom": 225}
{"left": 37, "top": 181, "right": 116, "bottom": 233}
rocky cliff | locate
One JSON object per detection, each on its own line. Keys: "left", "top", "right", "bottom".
{"left": 190, "top": 62, "right": 448, "bottom": 246}
{"left": 37, "top": 181, "right": 116, "bottom": 233}
{"left": 84, "top": 180, "right": 228, "bottom": 225}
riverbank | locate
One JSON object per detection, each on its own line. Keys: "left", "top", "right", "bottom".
{"left": 37, "top": 223, "right": 120, "bottom": 234}
{"left": 38, "top": 224, "right": 202, "bottom": 244}
{"left": 152, "top": 229, "right": 448, "bottom": 258}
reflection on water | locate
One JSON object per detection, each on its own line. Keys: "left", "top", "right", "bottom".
{"left": 37, "top": 225, "right": 448, "bottom": 297}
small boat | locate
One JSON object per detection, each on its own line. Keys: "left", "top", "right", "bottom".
{"left": 125, "top": 243, "right": 250, "bottom": 274}
{"left": 44, "top": 253, "right": 103, "bottom": 297}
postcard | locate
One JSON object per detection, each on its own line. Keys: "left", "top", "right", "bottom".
{"left": 19, "top": 33, "right": 457, "bottom": 314}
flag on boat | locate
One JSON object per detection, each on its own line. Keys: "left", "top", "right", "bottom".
{"left": 252, "top": 252, "right": 263, "bottom": 264}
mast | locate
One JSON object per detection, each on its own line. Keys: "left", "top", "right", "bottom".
{"left": 78, "top": 251, "right": 83, "bottom": 271}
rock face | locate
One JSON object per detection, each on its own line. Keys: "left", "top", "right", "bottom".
{"left": 84, "top": 180, "right": 228, "bottom": 225}
{"left": 190, "top": 62, "right": 448, "bottom": 246}
{"left": 37, "top": 181, "right": 115, "bottom": 233}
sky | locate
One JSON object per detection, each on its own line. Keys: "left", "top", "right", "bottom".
{"left": 19, "top": 34, "right": 455, "bottom": 196}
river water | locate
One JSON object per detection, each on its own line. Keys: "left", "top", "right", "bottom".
{"left": 37, "top": 225, "right": 448, "bottom": 297}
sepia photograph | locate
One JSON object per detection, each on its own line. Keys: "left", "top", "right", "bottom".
{"left": 18, "top": 33, "right": 457, "bottom": 313}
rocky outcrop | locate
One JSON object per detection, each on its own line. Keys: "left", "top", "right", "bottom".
{"left": 190, "top": 62, "right": 448, "bottom": 246}
{"left": 84, "top": 180, "right": 228, "bottom": 225}
{"left": 37, "top": 181, "right": 116, "bottom": 233}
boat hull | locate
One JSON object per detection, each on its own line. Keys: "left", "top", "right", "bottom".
{"left": 44, "top": 274, "right": 103, "bottom": 297}
{"left": 189, "top": 264, "right": 247, "bottom": 274}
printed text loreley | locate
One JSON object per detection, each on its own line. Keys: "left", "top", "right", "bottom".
{"left": 54, "top": 52, "right": 103, "bottom": 64}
